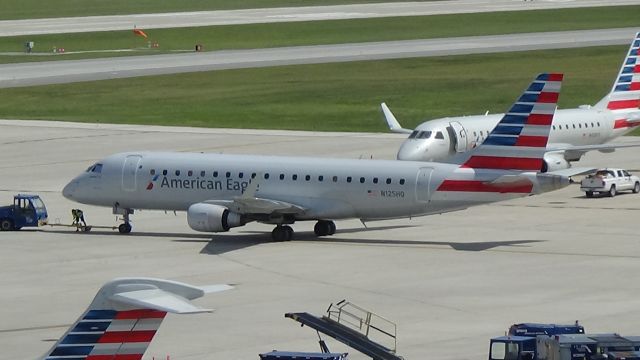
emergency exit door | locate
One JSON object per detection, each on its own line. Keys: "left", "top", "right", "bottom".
{"left": 122, "top": 155, "right": 142, "bottom": 192}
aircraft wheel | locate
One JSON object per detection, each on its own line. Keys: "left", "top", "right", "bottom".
{"left": 633, "top": 182, "right": 640, "bottom": 194}
{"left": 327, "top": 221, "right": 336, "bottom": 235}
{"left": 608, "top": 185, "right": 616, "bottom": 198}
{"left": 585, "top": 191, "right": 593, "bottom": 198}
{"left": 272, "top": 225, "right": 293, "bottom": 242}
{"left": 118, "top": 223, "right": 132, "bottom": 234}
{"left": 0, "top": 219, "right": 14, "bottom": 231}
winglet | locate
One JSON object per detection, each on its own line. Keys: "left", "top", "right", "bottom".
{"left": 381, "top": 102, "right": 413, "bottom": 134}
{"left": 40, "top": 278, "right": 231, "bottom": 360}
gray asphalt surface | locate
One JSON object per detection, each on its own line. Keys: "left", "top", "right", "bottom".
{"left": 3, "top": 120, "right": 640, "bottom": 360}
{"left": 2, "top": 0, "right": 639, "bottom": 36}
{"left": 0, "top": 28, "right": 637, "bottom": 88}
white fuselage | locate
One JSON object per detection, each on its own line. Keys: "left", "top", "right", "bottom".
{"left": 62, "top": 152, "right": 563, "bottom": 222}
{"left": 398, "top": 107, "right": 624, "bottom": 161}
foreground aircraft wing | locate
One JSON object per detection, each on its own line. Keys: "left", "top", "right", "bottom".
{"left": 546, "top": 167, "right": 596, "bottom": 177}
{"left": 381, "top": 102, "right": 413, "bottom": 134}
{"left": 548, "top": 141, "right": 640, "bottom": 153}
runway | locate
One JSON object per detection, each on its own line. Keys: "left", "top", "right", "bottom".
{"left": 0, "top": 27, "right": 636, "bottom": 88}
{"left": 2, "top": 119, "right": 640, "bottom": 360}
{"left": 2, "top": 0, "right": 639, "bottom": 36}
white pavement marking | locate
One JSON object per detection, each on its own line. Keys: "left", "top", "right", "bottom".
{"left": 0, "top": 28, "right": 637, "bottom": 88}
{"left": 1, "top": 0, "right": 639, "bottom": 36}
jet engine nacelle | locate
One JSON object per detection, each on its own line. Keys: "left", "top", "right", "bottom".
{"left": 541, "top": 152, "right": 570, "bottom": 173}
{"left": 187, "top": 203, "right": 243, "bottom": 232}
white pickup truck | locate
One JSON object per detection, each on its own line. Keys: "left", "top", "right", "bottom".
{"left": 580, "top": 168, "right": 640, "bottom": 197}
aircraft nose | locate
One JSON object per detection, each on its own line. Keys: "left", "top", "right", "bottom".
{"left": 397, "top": 141, "right": 426, "bottom": 161}
{"left": 62, "top": 180, "right": 79, "bottom": 200}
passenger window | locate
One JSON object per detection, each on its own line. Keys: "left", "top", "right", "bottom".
{"left": 292, "top": 174, "right": 298, "bottom": 180}
{"left": 163, "top": 170, "right": 168, "bottom": 176}
{"left": 578, "top": 124, "right": 582, "bottom": 128}
{"left": 435, "top": 131, "right": 444, "bottom": 139}
{"left": 347, "top": 177, "right": 352, "bottom": 183}
{"left": 400, "top": 179, "right": 405, "bottom": 185}
{"left": 239, "top": 172, "right": 244, "bottom": 179}
{"left": 332, "top": 176, "right": 338, "bottom": 182}
{"left": 279, "top": 174, "right": 285, "bottom": 180}
{"left": 251, "top": 173, "right": 256, "bottom": 179}
{"left": 565, "top": 124, "right": 569, "bottom": 129}
{"left": 597, "top": 122, "right": 601, "bottom": 127}
{"left": 552, "top": 125, "right": 555, "bottom": 130}
{"left": 305, "top": 175, "right": 310, "bottom": 181}
{"left": 200, "top": 171, "right": 205, "bottom": 177}
{"left": 360, "top": 177, "right": 365, "bottom": 184}
{"left": 373, "top": 177, "right": 378, "bottom": 184}
{"left": 188, "top": 170, "right": 193, "bottom": 176}
{"left": 150, "top": 169, "right": 156, "bottom": 175}
{"left": 318, "top": 175, "right": 324, "bottom": 182}
{"left": 473, "top": 131, "right": 477, "bottom": 137}
{"left": 386, "top": 178, "right": 391, "bottom": 184}
{"left": 264, "top": 173, "right": 270, "bottom": 180}
{"left": 226, "top": 172, "right": 231, "bottom": 178}
{"left": 213, "top": 171, "right": 218, "bottom": 177}
{"left": 591, "top": 122, "right": 594, "bottom": 127}
{"left": 573, "top": 124, "right": 576, "bottom": 129}
{"left": 175, "top": 170, "right": 180, "bottom": 176}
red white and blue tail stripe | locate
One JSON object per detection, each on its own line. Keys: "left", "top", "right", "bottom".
{"left": 462, "top": 73, "right": 563, "bottom": 171}
{"left": 602, "top": 32, "right": 640, "bottom": 129}
{"left": 40, "top": 278, "right": 224, "bottom": 360}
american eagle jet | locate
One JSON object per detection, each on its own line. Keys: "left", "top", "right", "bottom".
{"left": 383, "top": 32, "right": 640, "bottom": 171}
{"left": 64, "top": 73, "right": 575, "bottom": 241}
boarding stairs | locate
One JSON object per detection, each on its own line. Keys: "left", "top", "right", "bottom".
{"left": 285, "top": 300, "right": 403, "bottom": 360}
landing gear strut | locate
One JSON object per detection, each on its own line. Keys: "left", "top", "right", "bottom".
{"left": 314, "top": 220, "right": 336, "bottom": 237}
{"left": 272, "top": 225, "right": 293, "bottom": 242}
{"left": 113, "top": 204, "right": 133, "bottom": 234}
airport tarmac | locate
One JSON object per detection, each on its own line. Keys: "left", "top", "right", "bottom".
{"left": 2, "top": 120, "right": 640, "bottom": 360}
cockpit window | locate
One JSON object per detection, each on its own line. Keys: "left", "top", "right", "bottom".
{"left": 408, "top": 130, "right": 419, "bottom": 139}
{"left": 418, "top": 131, "right": 432, "bottom": 139}
{"left": 85, "top": 163, "right": 103, "bottom": 173}
{"left": 435, "top": 131, "right": 444, "bottom": 139}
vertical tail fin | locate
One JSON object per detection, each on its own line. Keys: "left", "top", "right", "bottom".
{"left": 462, "top": 73, "right": 563, "bottom": 171}
{"left": 594, "top": 32, "right": 640, "bottom": 128}
{"left": 41, "top": 278, "right": 229, "bottom": 360}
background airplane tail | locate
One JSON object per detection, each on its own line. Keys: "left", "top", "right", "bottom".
{"left": 594, "top": 32, "right": 640, "bottom": 128}
{"left": 40, "top": 278, "right": 220, "bottom": 360}
{"left": 461, "top": 73, "right": 563, "bottom": 172}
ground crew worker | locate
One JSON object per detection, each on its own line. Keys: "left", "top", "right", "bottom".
{"left": 72, "top": 209, "right": 87, "bottom": 230}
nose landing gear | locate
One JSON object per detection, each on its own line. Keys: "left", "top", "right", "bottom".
{"left": 113, "top": 204, "right": 133, "bottom": 234}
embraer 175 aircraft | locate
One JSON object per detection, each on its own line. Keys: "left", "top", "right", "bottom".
{"left": 39, "top": 278, "right": 231, "bottom": 360}
{"left": 383, "top": 32, "right": 640, "bottom": 171}
{"left": 63, "top": 73, "right": 573, "bottom": 241}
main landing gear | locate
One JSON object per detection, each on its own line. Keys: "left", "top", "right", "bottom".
{"left": 113, "top": 204, "right": 133, "bottom": 234}
{"left": 270, "top": 220, "right": 337, "bottom": 242}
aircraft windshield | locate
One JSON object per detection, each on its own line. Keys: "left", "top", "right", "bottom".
{"left": 409, "top": 130, "right": 432, "bottom": 139}
{"left": 86, "top": 163, "right": 103, "bottom": 173}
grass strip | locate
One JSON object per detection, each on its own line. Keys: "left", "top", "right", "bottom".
{"left": 0, "top": 46, "right": 630, "bottom": 133}
{"left": 0, "top": 6, "right": 638, "bottom": 64}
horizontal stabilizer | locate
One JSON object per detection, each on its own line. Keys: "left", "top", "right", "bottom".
{"left": 381, "top": 103, "right": 413, "bottom": 134}
{"left": 200, "top": 284, "right": 235, "bottom": 294}
{"left": 546, "top": 167, "right": 596, "bottom": 177}
{"left": 110, "top": 288, "right": 212, "bottom": 314}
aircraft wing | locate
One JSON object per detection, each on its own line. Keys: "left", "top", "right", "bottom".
{"left": 547, "top": 141, "right": 640, "bottom": 154}
{"left": 204, "top": 198, "right": 306, "bottom": 215}
{"left": 381, "top": 102, "right": 413, "bottom": 134}
{"left": 546, "top": 167, "right": 596, "bottom": 177}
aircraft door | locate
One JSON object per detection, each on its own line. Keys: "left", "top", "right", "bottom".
{"left": 416, "top": 167, "right": 434, "bottom": 203}
{"left": 122, "top": 155, "right": 142, "bottom": 192}
{"left": 449, "top": 121, "right": 468, "bottom": 152}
